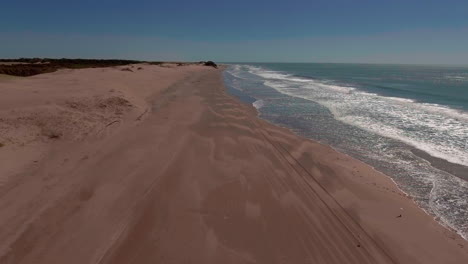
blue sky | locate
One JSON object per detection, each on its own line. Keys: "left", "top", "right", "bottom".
{"left": 1, "top": 0, "right": 468, "bottom": 64}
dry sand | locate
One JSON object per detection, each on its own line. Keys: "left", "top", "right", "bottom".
{"left": 0, "top": 64, "right": 467, "bottom": 264}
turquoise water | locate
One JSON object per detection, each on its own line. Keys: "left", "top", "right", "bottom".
{"left": 223, "top": 63, "right": 468, "bottom": 240}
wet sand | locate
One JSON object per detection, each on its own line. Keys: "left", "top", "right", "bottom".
{"left": 0, "top": 64, "right": 467, "bottom": 264}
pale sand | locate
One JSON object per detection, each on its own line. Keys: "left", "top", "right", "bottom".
{"left": 0, "top": 64, "right": 467, "bottom": 264}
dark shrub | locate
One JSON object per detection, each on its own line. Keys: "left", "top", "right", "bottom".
{"left": 204, "top": 61, "right": 218, "bottom": 68}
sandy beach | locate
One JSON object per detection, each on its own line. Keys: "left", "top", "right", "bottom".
{"left": 0, "top": 64, "right": 467, "bottom": 264}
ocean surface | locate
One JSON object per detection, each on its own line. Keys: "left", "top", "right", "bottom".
{"left": 223, "top": 63, "right": 468, "bottom": 240}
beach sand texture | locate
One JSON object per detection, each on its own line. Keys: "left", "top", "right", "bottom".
{"left": 0, "top": 64, "right": 467, "bottom": 264}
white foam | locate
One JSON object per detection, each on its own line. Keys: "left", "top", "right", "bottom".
{"left": 342, "top": 116, "right": 468, "bottom": 166}
{"left": 246, "top": 65, "right": 468, "bottom": 167}
{"left": 445, "top": 75, "right": 468, "bottom": 81}
{"left": 252, "top": 99, "right": 265, "bottom": 109}
{"left": 226, "top": 65, "right": 248, "bottom": 80}
{"left": 247, "top": 66, "right": 311, "bottom": 83}
{"left": 386, "top": 96, "right": 415, "bottom": 103}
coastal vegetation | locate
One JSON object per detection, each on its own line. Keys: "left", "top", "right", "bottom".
{"left": 0, "top": 58, "right": 140, "bottom": 76}
{"left": 0, "top": 58, "right": 217, "bottom": 76}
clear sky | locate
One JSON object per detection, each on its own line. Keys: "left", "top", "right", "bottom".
{"left": 1, "top": 0, "right": 468, "bottom": 64}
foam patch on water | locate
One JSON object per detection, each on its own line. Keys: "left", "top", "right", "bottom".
{"left": 445, "top": 74, "right": 468, "bottom": 81}
{"left": 226, "top": 65, "right": 249, "bottom": 81}
{"left": 252, "top": 99, "right": 265, "bottom": 109}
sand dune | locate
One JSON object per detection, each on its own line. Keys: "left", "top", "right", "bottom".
{"left": 0, "top": 65, "right": 467, "bottom": 264}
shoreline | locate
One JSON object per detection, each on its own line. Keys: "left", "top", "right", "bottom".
{"left": 248, "top": 102, "right": 466, "bottom": 240}
{"left": 222, "top": 64, "right": 468, "bottom": 241}
{"left": 1, "top": 64, "right": 467, "bottom": 263}
{"left": 225, "top": 64, "right": 468, "bottom": 250}
{"left": 243, "top": 96, "right": 468, "bottom": 240}
{"left": 220, "top": 69, "right": 468, "bottom": 262}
